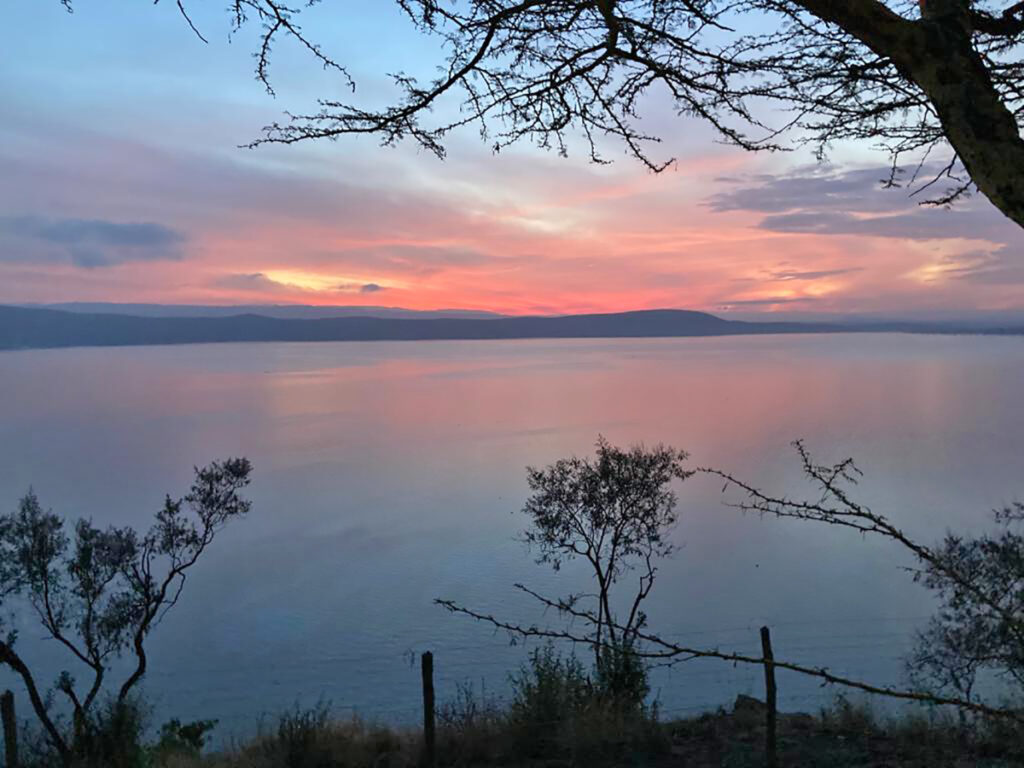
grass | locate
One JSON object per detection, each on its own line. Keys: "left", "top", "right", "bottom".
{"left": 69, "top": 694, "right": 1015, "bottom": 768}
{"left": 15, "top": 651, "right": 1024, "bottom": 767}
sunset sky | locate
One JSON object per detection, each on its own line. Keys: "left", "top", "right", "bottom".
{"left": 3, "top": 1, "right": 1022, "bottom": 317}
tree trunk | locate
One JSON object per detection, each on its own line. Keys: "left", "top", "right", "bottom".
{"left": 2, "top": 691, "right": 17, "bottom": 768}
{"left": 909, "top": 9, "right": 1024, "bottom": 229}
{"left": 0, "top": 646, "right": 70, "bottom": 765}
{"left": 795, "top": 0, "right": 1024, "bottom": 229}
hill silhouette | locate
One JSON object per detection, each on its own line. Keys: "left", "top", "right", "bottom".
{"left": 0, "top": 305, "right": 1021, "bottom": 350}
{"left": 25, "top": 302, "right": 502, "bottom": 320}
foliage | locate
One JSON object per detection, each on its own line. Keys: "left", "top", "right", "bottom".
{"left": 0, "top": 458, "right": 252, "bottom": 765}
{"left": 593, "top": 639, "right": 651, "bottom": 710}
{"left": 247, "top": 703, "right": 410, "bottom": 768}
{"left": 710, "top": 442, "right": 1024, "bottom": 720}
{"left": 522, "top": 437, "right": 691, "bottom": 656}
{"left": 18, "top": 696, "right": 212, "bottom": 768}
{"left": 8, "top": 690, "right": 1020, "bottom": 768}
{"left": 439, "top": 437, "right": 689, "bottom": 706}
{"left": 436, "top": 681, "right": 507, "bottom": 765}
{"left": 507, "top": 643, "right": 661, "bottom": 762}
{"left": 906, "top": 501, "right": 1024, "bottom": 708}
{"left": 154, "top": 717, "right": 219, "bottom": 759}
{"left": 72, "top": 697, "right": 149, "bottom": 768}
{"left": 509, "top": 645, "right": 591, "bottom": 731}
{"left": 262, "top": 701, "right": 334, "bottom": 768}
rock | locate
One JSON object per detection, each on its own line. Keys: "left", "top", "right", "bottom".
{"left": 732, "top": 694, "right": 767, "bottom": 715}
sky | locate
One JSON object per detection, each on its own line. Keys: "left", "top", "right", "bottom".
{"left": 1, "top": 1, "right": 1022, "bottom": 318}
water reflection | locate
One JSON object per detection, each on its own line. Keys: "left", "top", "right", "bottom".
{"left": 0, "top": 334, "right": 1021, "bottom": 736}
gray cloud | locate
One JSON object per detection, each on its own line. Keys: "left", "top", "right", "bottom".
{"left": 934, "top": 246, "right": 1024, "bottom": 285}
{"left": 708, "top": 166, "right": 1019, "bottom": 247}
{"left": 709, "top": 167, "right": 902, "bottom": 215}
{"left": 755, "top": 208, "right": 1009, "bottom": 241}
{"left": 0, "top": 216, "right": 185, "bottom": 268}
{"left": 718, "top": 296, "right": 821, "bottom": 307}
{"left": 333, "top": 282, "right": 386, "bottom": 294}
{"left": 217, "top": 273, "right": 392, "bottom": 295}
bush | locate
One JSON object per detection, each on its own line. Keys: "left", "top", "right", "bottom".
{"left": 506, "top": 643, "right": 662, "bottom": 764}
{"left": 511, "top": 646, "right": 589, "bottom": 722}
{"left": 260, "top": 702, "right": 335, "bottom": 768}
{"left": 818, "top": 694, "right": 876, "bottom": 737}
{"left": 227, "top": 703, "right": 413, "bottom": 768}
{"left": 437, "top": 681, "right": 505, "bottom": 765}
{"left": 594, "top": 641, "right": 650, "bottom": 711}
{"left": 71, "top": 697, "right": 149, "bottom": 768}
{"left": 153, "top": 717, "right": 218, "bottom": 760}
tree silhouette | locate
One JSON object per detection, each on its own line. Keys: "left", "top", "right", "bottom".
{"left": 0, "top": 458, "right": 252, "bottom": 766}
{"left": 57, "top": 0, "right": 1024, "bottom": 229}
{"left": 707, "top": 441, "right": 1024, "bottom": 720}
{"left": 443, "top": 439, "right": 1024, "bottom": 723}
{"left": 905, "top": 502, "right": 1024, "bottom": 713}
{"left": 441, "top": 437, "right": 691, "bottom": 703}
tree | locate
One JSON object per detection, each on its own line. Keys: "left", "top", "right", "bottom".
{"left": 905, "top": 503, "right": 1024, "bottom": 713}
{"left": 58, "top": 0, "right": 1024, "bottom": 229}
{"left": 0, "top": 458, "right": 252, "bottom": 766}
{"left": 439, "top": 436, "right": 692, "bottom": 703}
{"left": 707, "top": 441, "right": 1024, "bottom": 718}
{"left": 443, "top": 439, "right": 1022, "bottom": 724}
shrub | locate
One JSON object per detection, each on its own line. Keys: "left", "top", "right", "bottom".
{"left": 153, "top": 717, "right": 218, "bottom": 759}
{"left": 437, "top": 681, "right": 505, "bottom": 765}
{"left": 261, "top": 702, "right": 335, "bottom": 768}
{"left": 510, "top": 646, "right": 590, "bottom": 723}
{"left": 72, "top": 697, "right": 149, "bottom": 768}
{"left": 594, "top": 641, "right": 650, "bottom": 711}
{"left": 506, "top": 643, "right": 662, "bottom": 763}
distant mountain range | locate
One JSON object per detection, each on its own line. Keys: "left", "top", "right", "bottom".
{"left": 1, "top": 305, "right": 1021, "bottom": 350}
{"left": 23, "top": 302, "right": 503, "bottom": 320}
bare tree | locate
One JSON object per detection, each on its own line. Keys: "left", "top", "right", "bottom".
{"left": 55, "top": 0, "right": 1024, "bottom": 229}
{"left": 440, "top": 436, "right": 691, "bottom": 702}
{"left": 706, "top": 441, "right": 1024, "bottom": 718}
{"left": 0, "top": 458, "right": 252, "bottom": 766}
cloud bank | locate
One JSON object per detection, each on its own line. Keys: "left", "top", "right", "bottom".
{"left": 0, "top": 216, "right": 185, "bottom": 268}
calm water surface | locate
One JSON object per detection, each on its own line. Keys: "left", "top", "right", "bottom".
{"left": 1, "top": 334, "right": 1022, "bottom": 736}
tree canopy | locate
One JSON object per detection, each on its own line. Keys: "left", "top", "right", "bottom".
{"left": 0, "top": 458, "right": 252, "bottom": 765}
{"left": 57, "top": 0, "right": 1024, "bottom": 231}
{"left": 440, "top": 437, "right": 691, "bottom": 705}
{"left": 710, "top": 442, "right": 1024, "bottom": 719}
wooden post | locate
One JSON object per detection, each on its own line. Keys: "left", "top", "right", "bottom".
{"left": 421, "top": 651, "right": 436, "bottom": 768}
{"left": 1, "top": 690, "right": 17, "bottom": 768}
{"left": 760, "top": 627, "right": 778, "bottom": 768}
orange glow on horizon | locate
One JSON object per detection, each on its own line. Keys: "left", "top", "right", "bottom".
{"left": 1, "top": 130, "right": 1018, "bottom": 317}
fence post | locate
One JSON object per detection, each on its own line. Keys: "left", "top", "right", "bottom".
{"left": 760, "top": 627, "right": 778, "bottom": 768}
{"left": 1, "top": 690, "right": 17, "bottom": 768}
{"left": 421, "top": 651, "right": 436, "bottom": 768}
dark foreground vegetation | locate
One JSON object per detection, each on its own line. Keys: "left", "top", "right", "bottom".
{"left": 3, "top": 439, "right": 1023, "bottom": 767}
{"left": 9, "top": 676, "right": 1024, "bottom": 768}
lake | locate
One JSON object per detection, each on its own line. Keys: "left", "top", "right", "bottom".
{"left": 1, "top": 333, "right": 1022, "bottom": 738}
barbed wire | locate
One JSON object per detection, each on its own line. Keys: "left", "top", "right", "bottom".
{"left": 3, "top": 613, "right": 962, "bottom": 736}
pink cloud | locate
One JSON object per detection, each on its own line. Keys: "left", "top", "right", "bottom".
{"left": 0, "top": 111, "right": 1019, "bottom": 316}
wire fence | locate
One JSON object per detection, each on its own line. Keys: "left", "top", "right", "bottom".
{"left": 2, "top": 613, "right": 951, "bottom": 748}
{"left": 146, "top": 615, "right": 933, "bottom": 735}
